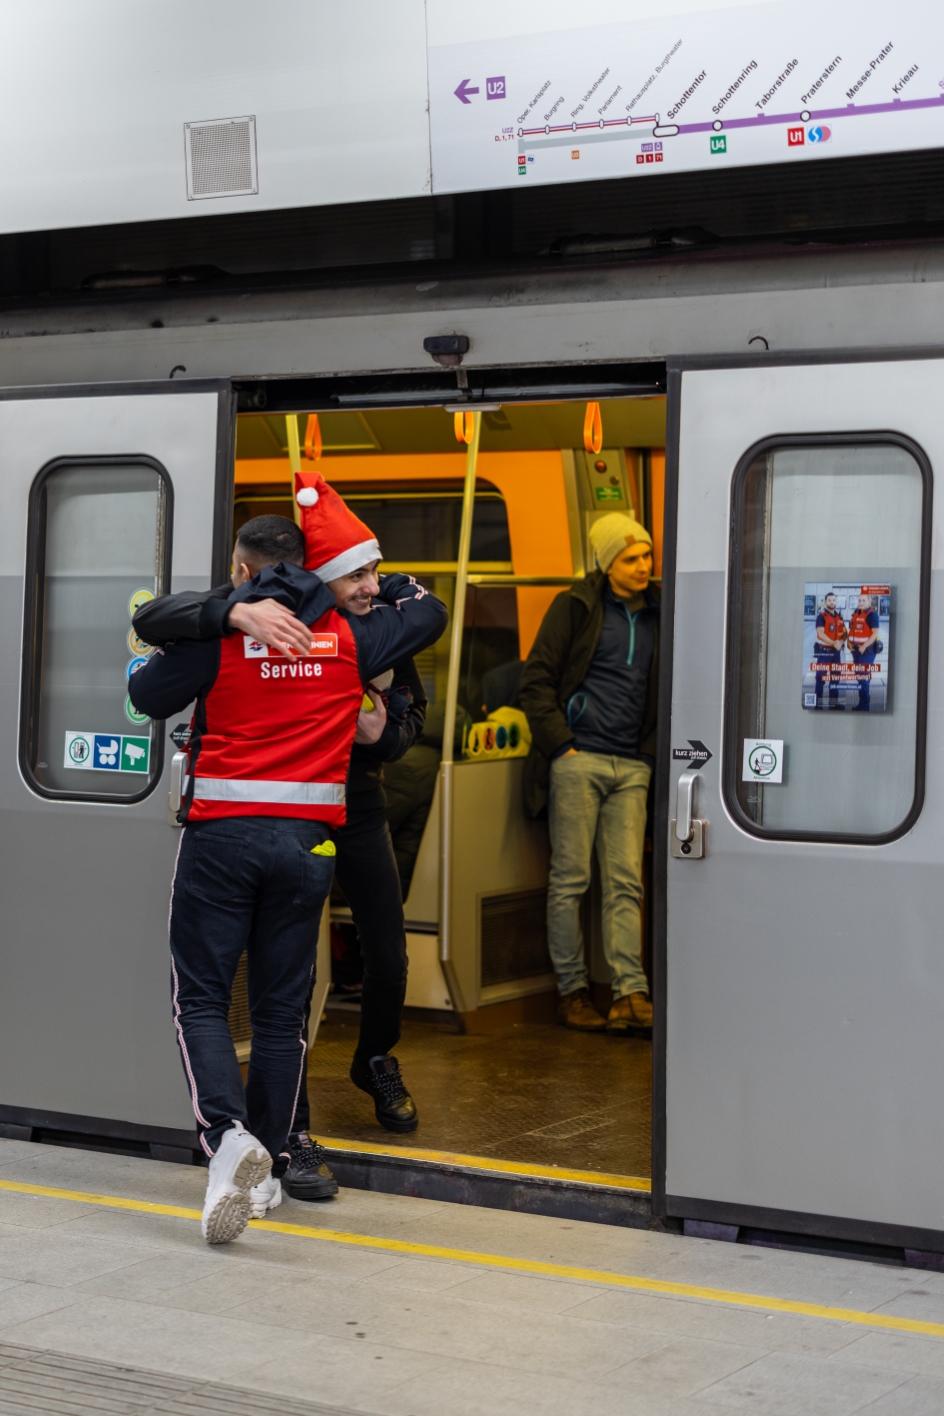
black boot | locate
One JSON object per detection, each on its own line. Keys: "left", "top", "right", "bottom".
{"left": 281, "top": 1134, "right": 339, "bottom": 1201}
{"left": 350, "top": 1054, "right": 418, "bottom": 1133}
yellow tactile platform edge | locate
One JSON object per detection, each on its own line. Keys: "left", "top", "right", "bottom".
{"left": 315, "top": 1136, "right": 651, "bottom": 1193}
{"left": 0, "top": 1176, "right": 942, "bottom": 1339}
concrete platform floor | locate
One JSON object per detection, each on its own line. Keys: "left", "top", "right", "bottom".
{"left": 305, "top": 1016, "right": 652, "bottom": 1179}
{"left": 1, "top": 1139, "right": 944, "bottom": 1414}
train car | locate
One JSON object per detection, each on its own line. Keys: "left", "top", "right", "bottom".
{"left": 2, "top": 0, "right": 944, "bottom": 1259}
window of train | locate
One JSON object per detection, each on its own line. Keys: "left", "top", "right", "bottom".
{"left": 21, "top": 457, "right": 171, "bottom": 802}
{"left": 725, "top": 437, "right": 930, "bottom": 841}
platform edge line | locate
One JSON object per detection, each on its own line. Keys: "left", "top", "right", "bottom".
{"left": 1, "top": 1176, "right": 941, "bottom": 1339}
{"left": 315, "top": 1137, "right": 651, "bottom": 1191}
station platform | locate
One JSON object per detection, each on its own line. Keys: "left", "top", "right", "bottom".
{"left": 0, "top": 1141, "right": 944, "bottom": 1414}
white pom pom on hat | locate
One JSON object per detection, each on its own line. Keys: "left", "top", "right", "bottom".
{"left": 296, "top": 487, "right": 319, "bottom": 507}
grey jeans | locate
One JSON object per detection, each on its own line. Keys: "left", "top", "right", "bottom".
{"left": 546, "top": 751, "right": 651, "bottom": 999}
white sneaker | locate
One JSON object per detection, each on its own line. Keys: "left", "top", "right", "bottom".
{"left": 202, "top": 1124, "right": 272, "bottom": 1245}
{"left": 249, "top": 1173, "right": 282, "bottom": 1219}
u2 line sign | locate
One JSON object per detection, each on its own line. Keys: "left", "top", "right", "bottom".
{"left": 427, "top": 0, "right": 944, "bottom": 193}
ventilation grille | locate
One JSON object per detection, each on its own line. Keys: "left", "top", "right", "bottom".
{"left": 185, "top": 116, "right": 258, "bottom": 200}
{"left": 480, "top": 889, "right": 551, "bottom": 988}
{"left": 228, "top": 951, "right": 252, "bottom": 1045}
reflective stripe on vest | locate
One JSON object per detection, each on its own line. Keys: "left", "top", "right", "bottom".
{"left": 189, "top": 777, "right": 346, "bottom": 806}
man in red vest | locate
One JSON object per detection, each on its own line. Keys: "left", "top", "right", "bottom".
{"left": 129, "top": 480, "right": 446, "bottom": 1245}
{"left": 847, "top": 591, "right": 881, "bottom": 712}
{"left": 813, "top": 591, "right": 846, "bottom": 708}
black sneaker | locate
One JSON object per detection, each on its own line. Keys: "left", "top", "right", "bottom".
{"left": 281, "top": 1134, "right": 339, "bottom": 1201}
{"left": 350, "top": 1054, "right": 418, "bottom": 1134}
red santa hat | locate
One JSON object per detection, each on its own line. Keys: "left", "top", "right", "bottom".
{"left": 294, "top": 469, "right": 381, "bottom": 580}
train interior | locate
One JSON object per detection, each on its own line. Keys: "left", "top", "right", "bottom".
{"left": 229, "top": 396, "right": 666, "bottom": 1183}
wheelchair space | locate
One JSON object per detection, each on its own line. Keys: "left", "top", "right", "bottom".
{"left": 303, "top": 1015, "right": 651, "bottom": 1179}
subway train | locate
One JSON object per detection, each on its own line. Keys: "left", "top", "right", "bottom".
{"left": 3, "top": 0, "right": 944, "bottom": 1261}
{"left": 3, "top": 251, "right": 944, "bottom": 1260}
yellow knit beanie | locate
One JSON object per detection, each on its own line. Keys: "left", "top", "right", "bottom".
{"left": 589, "top": 513, "right": 652, "bottom": 572}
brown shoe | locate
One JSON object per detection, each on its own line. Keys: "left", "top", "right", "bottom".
{"left": 606, "top": 992, "right": 653, "bottom": 1035}
{"left": 558, "top": 987, "right": 606, "bottom": 1032}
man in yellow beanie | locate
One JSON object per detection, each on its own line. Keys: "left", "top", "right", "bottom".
{"left": 520, "top": 513, "right": 658, "bottom": 1035}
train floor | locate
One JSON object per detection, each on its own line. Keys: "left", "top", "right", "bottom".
{"left": 0, "top": 1139, "right": 943, "bottom": 1414}
{"left": 304, "top": 1012, "right": 651, "bottom": 1179}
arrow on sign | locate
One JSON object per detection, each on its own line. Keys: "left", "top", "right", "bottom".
{"left": 672, "top": 740, "right": 713, "bottom": 769}
{"left": 454, "top": 78, "right": 480, "bottom": 104}
{"left": 170, "top": 722, "right": 192, "bottom": 749}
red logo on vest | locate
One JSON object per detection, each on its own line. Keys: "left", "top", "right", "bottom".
{"left": 309, "top": 634, "right": 338, "bottom": 655}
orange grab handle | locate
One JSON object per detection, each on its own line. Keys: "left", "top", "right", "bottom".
{"left": 583, "top": 401, "right": 603, "bottom": 455}
{"left": 454, "top": 410, "right": 475, "bottom": 445}
{"left": 304, "top": 413, "right": 322, "bottom": 461}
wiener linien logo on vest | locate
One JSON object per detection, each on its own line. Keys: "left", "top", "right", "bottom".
{"left": 243, "top": 634, "right": 338, "bottom": 658}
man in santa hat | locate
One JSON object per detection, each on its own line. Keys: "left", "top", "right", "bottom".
{"left": 129, "top": 475, "right": 446, "bottom": 1244}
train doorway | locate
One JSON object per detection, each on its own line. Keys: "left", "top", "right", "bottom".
{"left": 230, "top": 395, "right": 666, "bottom": 1187}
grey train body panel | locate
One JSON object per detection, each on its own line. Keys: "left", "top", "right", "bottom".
{"left": 0, "top": 389, "right": 226, "bottom": 1135}
{"left": 665, "top": 358, "right": 944, "bottom": 1238}
{"left": 0, "top": 244, "right": 942, "bottom": 389}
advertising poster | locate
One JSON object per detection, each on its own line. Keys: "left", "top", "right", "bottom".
{"left": 428, "top": 0, "right": 944, "bottom": 194}
{"left": 801, "top": 582, "right": 891, "bottom": 712}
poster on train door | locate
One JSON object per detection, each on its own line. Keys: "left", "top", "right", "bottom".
{"left": 802, "top": 582, "right": 891, "bottom": 713}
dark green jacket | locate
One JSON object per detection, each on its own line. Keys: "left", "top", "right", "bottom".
{"left": 518, "top": 572, "right": 660, "bottom": 818}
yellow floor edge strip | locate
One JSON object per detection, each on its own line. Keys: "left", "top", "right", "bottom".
{"left": 315, "top": 1136, "right": 651, "bottom": 1193}
{"left": 1, "top": 1176, "right": 941, "bottom": 1339}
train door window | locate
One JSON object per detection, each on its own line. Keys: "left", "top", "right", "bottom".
{"left": 725, "top": 436, "right": 930, "bottom": 841}
{"left": 20, "top": 457, "right": 171, "bottom": 802}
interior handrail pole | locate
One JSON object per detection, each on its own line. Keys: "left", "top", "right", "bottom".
{"left": 438, "top": 410, "right": 482, "bottom": 1014}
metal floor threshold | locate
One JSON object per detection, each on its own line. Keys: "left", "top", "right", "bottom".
{"left": 317, "top": 1136, "right": 660, "bottom": 1229}
{"left": 0, "top": 1341, "right": 353, "bottom": 1416}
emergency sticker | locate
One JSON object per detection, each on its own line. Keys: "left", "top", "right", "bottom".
{"left": 243, "top": 637, "right": 269, "bottom": 657}
{"left": 129, "top": 588, "right": 154, "bottom": 617}
{"left": 309, "top": 634, "right": 338, "bottom": 656}
{"left": 128, "top": 628, "right": 152, "bottom": 657}
{"left": 127, "top": 656, "right": 150, "bottom": 680}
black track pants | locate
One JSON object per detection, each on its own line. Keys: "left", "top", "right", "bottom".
{"left": 292, "top": 809, "right": 408, "bottom": 1133}
{"left": 169, "top": 816, "right": 333, "bottom": 1167}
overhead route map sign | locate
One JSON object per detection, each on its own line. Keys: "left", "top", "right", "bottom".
{"left": 427, "top": 0, "right": 944, "bottom": 193}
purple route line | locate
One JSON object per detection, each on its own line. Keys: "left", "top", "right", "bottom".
{"left": 679, "top": 92, "right": 944, "bottom": 135}
{"left": 518, "top": 92, "right": 944, "bottom": 141}
{"left": 519, "top": 115, "right": 657, "bottom": 136}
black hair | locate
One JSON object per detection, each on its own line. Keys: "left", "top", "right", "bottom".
{"left": 234, "top": 515, "right": 305, "bottom": 567}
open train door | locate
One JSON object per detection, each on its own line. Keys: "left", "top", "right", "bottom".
{"left": 656, "top": 353, "right": 944, "bottom": 1251}
{"left": 0, "top": 381, "right": 233, "bottom": 1154}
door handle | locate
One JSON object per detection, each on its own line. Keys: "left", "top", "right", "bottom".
{"left": 671, "top": 769, "right": 706, "bottom": 858}
{"left": 167, "top": 750, "right": 187, "bottom": 826}
{"left": 675, "top": 770, "right": 697, "bottom": 842}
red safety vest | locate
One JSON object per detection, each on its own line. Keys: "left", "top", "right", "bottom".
{"left": 185, "top": 610, "right": 362, "bottom": 824}
{"left": 819, "top": 609, "right": 845, "bottom": 643}
{"left": 847, "top": 609, "right": 874, "bottom": 647}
